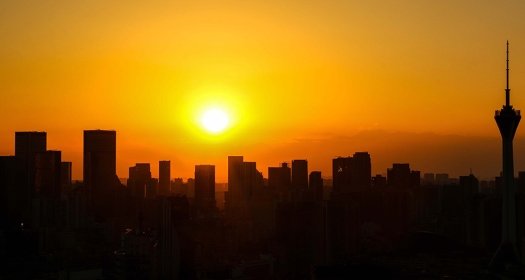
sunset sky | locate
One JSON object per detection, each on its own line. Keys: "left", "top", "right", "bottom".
{"left": 1, "top": 1, "right": 525, "bottom": 181}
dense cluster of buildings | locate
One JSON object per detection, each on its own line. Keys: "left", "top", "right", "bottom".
{"left": 1, "top": 129, "right": 524, "bottom": 278}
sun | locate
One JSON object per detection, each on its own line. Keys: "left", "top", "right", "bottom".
{"left": 200, "top": 108, "right": 230, "bottom": 134}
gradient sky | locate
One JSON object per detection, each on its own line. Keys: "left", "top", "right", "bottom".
{"left": 1, "top": 0, "right": 525, "bottom": 181}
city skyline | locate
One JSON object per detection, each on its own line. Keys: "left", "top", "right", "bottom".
{"left": 3, "top": 1, "right": 525, "bottom": 278}
{"left": 5, "top": 129, "right": 525, "bottom": 181}
{"left": 2, "top": 1, "right": 525, "bottom": 181}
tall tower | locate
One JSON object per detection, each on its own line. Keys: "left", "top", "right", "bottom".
{"left": 491, "top": 41, "right": 521, "bottom": 269}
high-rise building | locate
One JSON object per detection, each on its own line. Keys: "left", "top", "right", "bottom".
{"left": 228, "top": 156, "right": 243, "bottom": 197}
{"left": 226, "top": 156, "right": 258, "bottom": 212}
{"left": 292, "top": 160, "right": 308, "bottom": 190}
{"left": 309, "top": 171, "right": 323, "bottom": 201}
{"left": 15, "top": 131, "right": 46, "bottom": 227}
{"left": 34, "top": 151, "right": 61, "bottom": 228}
{"left": 491, "top": 42, "right": 521, "bottom": 268}
{"left": 268, "top": 163, "right": 291, "bottom": 191}
{"left": 83, "top": 130, "right": 117, "bottom": 220}
{"left": 195, "top": 165, "right": 215, "bottom": 213}
{"left": 351, "top": 152, "right": 371, "bottom": 188}
{"left": 35, "top": 151, "right": 61, "bottom": 198}
{"left": 0, "top": 156, "right": 16, "bottom": 229}
{"left": 332, "top": 152, "right": 372, "bottom": 192}
{"left": 15, "top": 131, "right": 47, "bottom": 159}
{"left": 333, "top": 156, "right": 352, "bottom": 193}
{"left": 242, "top": 162, "right": 258, "bottom": 198}
{"left": 459, "top": 174, "right": 479, "bottom": 195}
{"left": 387, "top": 163, "right": 420, "bottom": 188}
{"left": 159, "top": 160, "right": 171, "bottom": 196}
{"left": 128, "top": 163, "right": 153, "bottom": 198}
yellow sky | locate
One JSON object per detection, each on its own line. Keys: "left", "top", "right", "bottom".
{"left": 1, "top": 1, "right": 525, "bottom": 180}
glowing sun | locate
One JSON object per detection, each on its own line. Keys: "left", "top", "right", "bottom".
{"left": 200, "top": 108, "right": 230, "bottom": 133}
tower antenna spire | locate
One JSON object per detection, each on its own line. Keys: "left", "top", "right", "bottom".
{"left": 506, "top": 40, "right": 510, "bottom": 106}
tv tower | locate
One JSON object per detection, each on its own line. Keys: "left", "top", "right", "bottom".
{"left": 491, "top": 41, "right": 521, "bottom": 269}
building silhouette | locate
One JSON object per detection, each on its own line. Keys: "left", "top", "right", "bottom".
{"left": 333, "top": 156, "right": 352, "bottom": 193}
{"left": 194, "top": 165, "right": 216, "bottom": 214}
{"left": 309, "top": 171, "right": 323, "bottom": 201}
{"left": 242, "top": 161, "right": 260, "bottom": 199}
{"left": 83, "top": 130, "right": 118, "bottom": 221}
{"left": 15, "top": 131, "right": 47, "bottom": 228}
{"left": 268, "top": 163, "right": 291, "bottom": 192}
{"left": 34, "top": 150, "right": 61, "bottom": 228}
{"left": 159, "top": 160, "right": 171, "bottom": 196}
{"left": 491, "top": 41, "right": 522, "bottom": 269}
{"left": 128, "top": 163, "right": 154, "bottom": 198}
{"left": 225, "top": 156, "right": 243, "bottom": 211}
{"left": 387, "top": 163, "right": 420, "bottom": 188}
{"left": 332, "top": 152, "right": 371, "bottom": 193}
{"left": 35, "top": 151, "right": 61, "bottom": 198}
{"left": 291, "top": 159, "right": 308, "bottom": 190}
{"left": 0, "top": 156, "right": 16, "bottom": 229}
{"left": 352, "top": 152, "right": 372, "bottom": 188}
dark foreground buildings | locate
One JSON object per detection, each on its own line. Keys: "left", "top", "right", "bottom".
{"left": 1, "top": 128, "right": 525, "bottom": 278}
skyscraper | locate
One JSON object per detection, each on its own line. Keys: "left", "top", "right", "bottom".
{"left": 34, "top": 150, "right": 61, "bottom": 227}
{"left": 332, "top": 156, "right": 352, "bottom": 193}
{"left": 491, "top": 42, "right": 521, "bottom": 269}
{"left": 0, "top": 156, "right": 16, "bottom": 229}
{"left": 15, "top": 132, "right": 47, "bottom": 159}
{"left": 268, "top": 163, "right": 291, "bottom": 191}
{"left": 351, "top": 152, "right": 372, "bottom": 188}
{"left": 159, "top": 160, "right": 171, "bottom": 196}
{"left": 291, "top": 159, "right": 308, "bottom": 190}
{"left": 226, "top": 156, "right": 243, "bottom": 212}
{"left": 387, "top": 163, "right": 420, "bottom": 188}
{"left": 128, "top": 163, "right": 153, "bottom": 198}
{"left": 309, "top": 171, "right": 323, "bottom": 201}
{"left": 35, "top": 151, "right": 61, "bottom": 198}
{"left": 228, "top": 156, "right": 243, "bottom": 196}
{"left": 332, "top": 152, "right": 372, "bottom": 192}
{"left": 15, "top": 131, "right": 47, "bottom": 228}
{"left": 195, "top": 165, "right": 216, "bottom": 213}
{"left": 83, "top": 130, "right": 117, "bottom": 220}
{"left": 242, "top": 161, "right": 258, "bottom": 198}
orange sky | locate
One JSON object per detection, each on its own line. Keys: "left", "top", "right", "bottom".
{"left": 1, "top": 1, "right": 525, "bottom": 181}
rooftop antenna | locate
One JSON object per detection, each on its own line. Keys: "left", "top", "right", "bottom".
{"left": 506, "top": 41, "right": 510, "bottom": 106}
